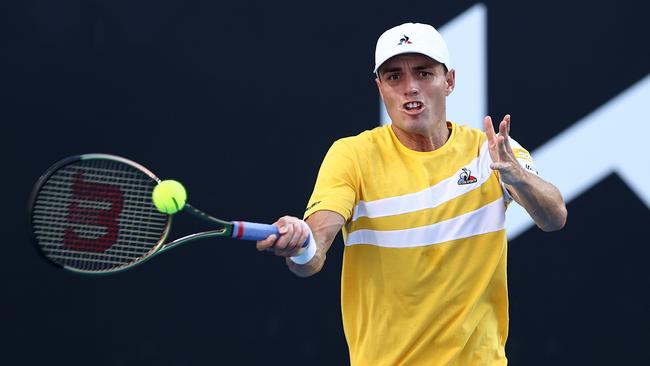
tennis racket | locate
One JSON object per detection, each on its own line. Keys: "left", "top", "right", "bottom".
{"left": 28, "top": 153, "right": 312, "bottom": 275}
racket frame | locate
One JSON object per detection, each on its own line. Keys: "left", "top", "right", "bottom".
{"left": 28, "top": 153, "right": 280, "bottom": 275}
{"left": 28, "top": 154, "right": 174, "bottom": 275}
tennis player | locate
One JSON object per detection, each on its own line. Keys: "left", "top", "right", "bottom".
{"left": 258, "top": 23, "right": 567, "bottom": 366}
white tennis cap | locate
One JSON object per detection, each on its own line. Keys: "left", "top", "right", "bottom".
{"left": 373, "top": 23, "right": 451, "bottom": 73}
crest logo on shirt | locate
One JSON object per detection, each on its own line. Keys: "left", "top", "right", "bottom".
{"left": 457, "top": 168, "right": 477, "bottom": 185}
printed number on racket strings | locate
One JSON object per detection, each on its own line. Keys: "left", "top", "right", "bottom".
{"left": 28, "top": 154, "right": 310, "bottom": 275}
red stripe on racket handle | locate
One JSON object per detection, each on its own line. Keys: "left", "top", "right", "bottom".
{"left": 235, "top": 221, "right": 245, "bottom": 239}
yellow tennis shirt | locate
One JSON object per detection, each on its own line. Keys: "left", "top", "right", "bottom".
{"left": 305, "top": 122, "right": 536, "bottom": 366}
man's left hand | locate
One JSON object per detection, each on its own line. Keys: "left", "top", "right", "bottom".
{"left": 484, "top": 114, "right": 527, "bottom": 186}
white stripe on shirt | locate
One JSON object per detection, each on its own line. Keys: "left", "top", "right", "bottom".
{"left": 346, "top": 197, "right": 506, "bottom": 248}
{"left": 351, "top": 141, "right": 493, "bottom": 221}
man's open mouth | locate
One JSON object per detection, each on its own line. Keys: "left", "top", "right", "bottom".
{"left": 404, "top": 101, "right": 423, "bottom": 111}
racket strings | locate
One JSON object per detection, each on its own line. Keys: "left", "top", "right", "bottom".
{"left": 32, "top": 159, "right": 169, "bottom": 272}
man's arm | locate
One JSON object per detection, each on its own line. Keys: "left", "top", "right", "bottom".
{"left": 504, "top": 170, "right": 567, "bottom": 232}
{"left": 484, "top": 115, "right": 568, "bottom": 231}
{"left": 256, "top": 210, "right": 345, "bottom": 277}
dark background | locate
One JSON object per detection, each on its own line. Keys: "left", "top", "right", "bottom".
{"left": 3, "top": 0, "right": 649, "bottom": 365}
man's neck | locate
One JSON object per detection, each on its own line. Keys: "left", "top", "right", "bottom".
{"left": 391, "top": 122, "right": 451, "bottom": 152}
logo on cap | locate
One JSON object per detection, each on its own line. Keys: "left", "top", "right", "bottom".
{"left": 398, "top": 35, "right": 412, "bottom": 45}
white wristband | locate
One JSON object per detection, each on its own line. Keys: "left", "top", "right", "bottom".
{"left": 290, "top": 221, "right": 317, "bottom": 265}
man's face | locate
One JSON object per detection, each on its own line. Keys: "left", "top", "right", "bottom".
{"left": 375, "top": 53, "right": 455, "bottom": 135}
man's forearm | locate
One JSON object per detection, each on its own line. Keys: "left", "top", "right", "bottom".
{"left": 286, "top": 243, "right": 326, "bottom": 277}
{"left": 508, "top": 173, "right": 567, "bottom": 231}
{"left": 286, "top": 210, "right": 344, "bottom": 277}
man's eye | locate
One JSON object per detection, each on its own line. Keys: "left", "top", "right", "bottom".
{"left": 387, "top": 74, "right": 400, "bottom": 81}
{"left": 419, "top": 71, "right": 432, "bottom": 78}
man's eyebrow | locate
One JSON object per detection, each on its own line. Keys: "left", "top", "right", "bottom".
{"left": 379, "top": 61, "right": 439, "bottom": 75}
{"left": 380, "top": 66, "right": 403, "bottom": 74}
{"left": 413, "top": 63, "right": 438, "bottom": 70}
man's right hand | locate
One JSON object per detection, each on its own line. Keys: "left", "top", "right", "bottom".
{"left": 256, "top": 216, "right": 310, "bottom": 258}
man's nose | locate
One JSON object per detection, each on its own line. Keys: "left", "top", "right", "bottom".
{"left": 403, "top": 74, "right": 419, "bottom": 96}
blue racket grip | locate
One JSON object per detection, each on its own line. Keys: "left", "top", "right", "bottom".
{"left": 231, "top": 221, "right": 311, "bottom": 247}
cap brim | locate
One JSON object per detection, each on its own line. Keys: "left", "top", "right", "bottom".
{"left": 374, "top": 51, "right": 447, "bottom": 73}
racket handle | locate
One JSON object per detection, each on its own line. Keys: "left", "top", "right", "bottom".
{"left": 232, "top": 221, "right": 316, "bottom": 264}
{"left": 232, "top": 221, "right": 279, "bottom": 241}
{"left": 231, "top": 221, "right": 311, "bottom": 248}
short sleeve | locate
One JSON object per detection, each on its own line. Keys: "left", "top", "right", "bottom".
{"left": 499, "top": 136, "right": 539, "bottom": 204}
{"left": 304, "top": 140, "right": 359, "bottom": 222}
{"left": 509, "top": 137, "right": 539, "bottom": 175}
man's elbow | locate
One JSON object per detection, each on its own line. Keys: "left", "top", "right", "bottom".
{"left": 293, "top": 268, "right": 320, "bottom": 278}
{"left": 538, "top": 206, "right": 568, "bottom": 232}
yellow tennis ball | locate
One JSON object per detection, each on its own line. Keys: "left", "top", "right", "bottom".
{"left": 152, "top": 180, "right": 187, "bottom": 214}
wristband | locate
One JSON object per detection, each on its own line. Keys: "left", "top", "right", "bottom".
{"left": 290, "top": 221, "right": 317, "bottom": 264}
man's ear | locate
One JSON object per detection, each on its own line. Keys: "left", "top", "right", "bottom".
{"left": 445, "top": 69, "right": 456, "bottom": 96}
{"left": 375, "top": 77, "right": 384, "bottom": 99}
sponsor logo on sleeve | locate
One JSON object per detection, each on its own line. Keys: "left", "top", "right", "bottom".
{"left": 305, "top": 201, "right": 322, "bottom": 212}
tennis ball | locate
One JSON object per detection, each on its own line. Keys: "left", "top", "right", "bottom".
{"left": 152, "top": 180, "right": 187, "bottom": 214}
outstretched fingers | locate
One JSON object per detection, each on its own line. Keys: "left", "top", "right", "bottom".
{"left": 484, "top": 116, "right": 497, "bottom": 144}
{"left": 497, "top": 115, "right": 514, "bottom": 160}
{"left": 484, "top": 115, "right": 500, "bottom": 163}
